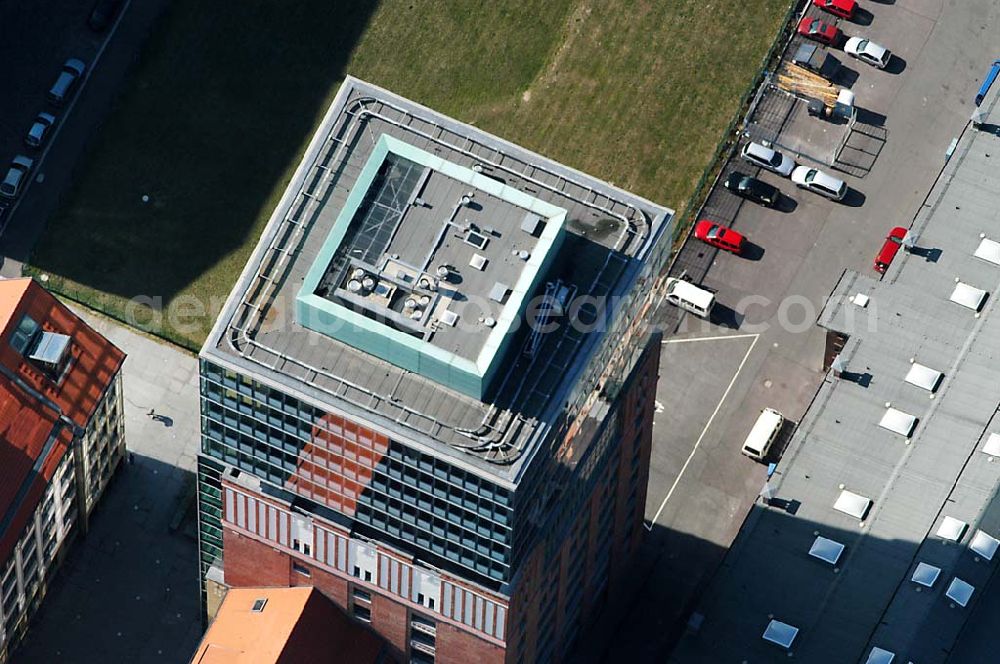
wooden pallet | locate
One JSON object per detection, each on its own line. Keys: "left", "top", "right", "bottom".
{"left": 776, "top": 63, "right": 840, "bottom": 108}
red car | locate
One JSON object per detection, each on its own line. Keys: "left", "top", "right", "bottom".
{"left": 812, "top": 0, "right": 857, "bottom": 19}
{"left": 797, "top": 16, "right": 842, "bottom": 46}
{"left": 874, "top": 227, "right": 907, "bottom": 273}
{"left": 694, "top": 220, "right": 745, "bottom": 254}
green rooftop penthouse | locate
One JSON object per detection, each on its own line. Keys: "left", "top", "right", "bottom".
{"left": 296, "top": 135, "right": 565, "bottom": 399}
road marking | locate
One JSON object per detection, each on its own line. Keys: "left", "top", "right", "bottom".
{"left": 646, "top": 332, "right": 760, "bottom": 530}
{"left": 663, "top": 333, "right": 760, "bottom": 345}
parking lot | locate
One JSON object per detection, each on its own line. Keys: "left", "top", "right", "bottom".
{"left": 605, "top": 0, "right": 1000, "bottom": 660}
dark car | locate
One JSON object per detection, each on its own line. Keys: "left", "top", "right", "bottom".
{"left": 723, "top": 172, "right": 780, "bottom": 207}
{"left": 88, "top": 0, "right": 124, "bottom": 31}
{"left": 791, "top": 43, "right": 842, "bottom": 81}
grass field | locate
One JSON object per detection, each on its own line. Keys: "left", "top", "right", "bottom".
{"left": 28, "top": 0, "right": 792, "bottom": 349}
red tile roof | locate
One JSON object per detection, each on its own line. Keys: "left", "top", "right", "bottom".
{"left": 0, "top": 278, "right": 125, "bottom": 561}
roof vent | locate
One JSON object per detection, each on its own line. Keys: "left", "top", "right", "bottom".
{"left": 436, "top": 265, "right": 452, "bottom": 281}
{"left": 489, "top": 283, "right": 511, "bottom": 304}
{"left": 469, "top": 254, "right": 488, "bottom": 271}
{"left": 440, "top": 310, "right": 459, "bottom": 327}
{"left": 483, "top": 317, "right": 496, "bottom": 328}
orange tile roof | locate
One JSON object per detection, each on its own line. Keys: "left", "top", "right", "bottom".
{"left": 191, "top": 587, "right": 386, "bottom": 664}
{"left": 0, "top": 278, "right": 125, "bottom": 561}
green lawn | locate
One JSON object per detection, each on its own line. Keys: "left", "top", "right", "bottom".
{"left": 29, "top": 0, "right": 792, "bottom": 350}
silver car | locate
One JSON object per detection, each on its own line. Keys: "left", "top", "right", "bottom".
{"left": 844, "top": 37, "right": 891, "bottom": 70}
{"left": 791, "top": 166, "right": 847, "bottom": 201}
{"left": 25, "top": 113, "right": 57, "bottom": 149}
{"left": 740, "top": 141, "right": 796, "bottom": 177}
{"left": 1, "top": 156, "right": 34, "bottom": 199}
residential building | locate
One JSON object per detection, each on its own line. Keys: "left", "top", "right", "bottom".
{"left": 190, "top": 586, "right": 390, "bottom": 663}
{"left": 0, "top": 278, "right": 126, "bottom": 661}
{"left": 197, "top": 77, "right": 674, "bottom": 664}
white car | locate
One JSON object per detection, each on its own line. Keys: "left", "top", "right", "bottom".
{"left": 844, "top": 37, "right": 891, "bottom": 69}
{"left": 740, "top": 141, "right": 796, "bottom": 177}
{"left": 1, "top": 156, "right": 34, "bottom": 199}
{"left": 791, "top": 166, "right": 847, "bottom": 201}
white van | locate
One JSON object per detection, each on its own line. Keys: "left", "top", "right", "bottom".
{"left": 741, "top": 408, "right": 784, "bottom": 461}
{"left": 664, "top": 277, "right": 715, "bottom": 318}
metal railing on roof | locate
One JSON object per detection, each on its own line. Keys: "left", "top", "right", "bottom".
{"left": 223, "top": 91, "right": 657, "bottom": 465}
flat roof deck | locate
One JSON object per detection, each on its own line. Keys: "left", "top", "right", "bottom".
{"left": 673, "top": 91, "right": 1000, "bottom": 663}
{"left": 202, "top": 77, "right": 673, "bottom": 485}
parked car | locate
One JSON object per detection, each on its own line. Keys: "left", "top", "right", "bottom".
{"left": 723, "top": 172, "right": 781, "bottom": 207}
{"left": 791, "top": 42, "right": 842, "bottom": 81}
{"left": 88, "top": 0, "right": 124, "bottom": 31}
{"left": 741, "top": 141, "right": 796, "bottom": 177}
{"left": 694, "top": 220, "right": 746, "bottom": 254}
{"left": 1, "top": 156, "right": 34, "bottom": 199}
{"left": 812, "top": 0, "right": 857, "bottom": 19}
{"left": 797, "top": 17, "right": 841, "bottom": 46}
{"left": 47, "top": 58, "right": 87, "bottom": 105}
{"left": 844, "top": 37, "right": 891, "bottom": 69}
{"left": 791, "top": 166, "right": 847, "bottom": 200}
{"left": 25, "top": 113, "right": 57, "bottom": 149}
{"left": 874, "top": 227, "right": 908, "bottom": 273}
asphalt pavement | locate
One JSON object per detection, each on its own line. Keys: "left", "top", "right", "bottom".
{"left": 606, "top": 0, "right": 1000, "bottom": 661}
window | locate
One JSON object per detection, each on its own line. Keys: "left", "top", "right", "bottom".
{"left": 293, "top": 562, "right": 311, "bottom": 577}
{"left": 10, "top": 315, "right": 39, "bottom": 354}
{"left": 251, "top": 598, "right": 267, "bottom": 612}
{"left": 353, "top": 603, "right": 371, "bottom": 622}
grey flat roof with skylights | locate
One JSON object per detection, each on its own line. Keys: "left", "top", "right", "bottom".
{"left": 673, "top": 90, "right": 1000, "bottom": 664}
{"left": 202, "top": 77, "right": 673, "bottom": 486}
{"left": 296, "top": 133, "right": 565, "bottom": 399}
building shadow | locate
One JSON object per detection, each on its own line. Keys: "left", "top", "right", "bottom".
{"left": 11, "top": 454, "right": 202, "bottom": 663}
{"left": 578, "top": 495, "right": 1000, "bottom": 663}
{"left": 24, "top": 0, "right": 382, "bottom": 305}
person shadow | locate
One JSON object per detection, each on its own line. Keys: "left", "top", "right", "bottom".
{"left": 150, "top": 412, "right": 174, "bottom": 427}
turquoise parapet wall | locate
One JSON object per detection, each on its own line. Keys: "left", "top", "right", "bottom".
{"left": 296, "top": 134, "right": 566, "bottom": 400}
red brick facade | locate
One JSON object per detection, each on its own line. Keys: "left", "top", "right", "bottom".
{"left": 220, "top": 336, "right": 659, "bottom": 664}
{"left": 506, "top": 334, "right": 660, "bottom": 663}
